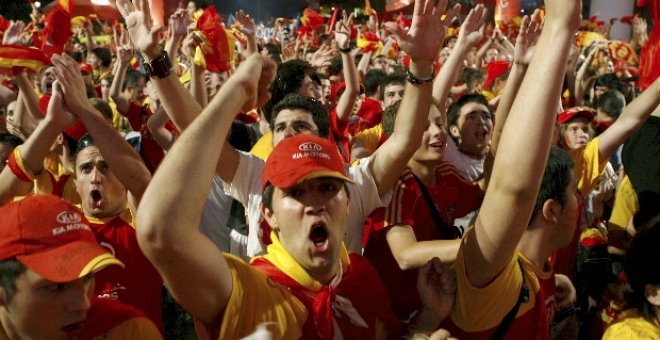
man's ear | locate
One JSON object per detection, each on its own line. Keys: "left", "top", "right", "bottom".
{"left": 262, "top": 205, "right": 278, "bottom": 231}
{"left": 449, "top": 125, "right": 461, "bottom": 139}
{"left": 541, "top": 199, "right": 562, "bottom": 224}
{"left": 645, "top": 284, "right": 660, "bottom": 307}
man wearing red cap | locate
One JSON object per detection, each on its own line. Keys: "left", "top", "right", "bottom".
{"left": 116, "top": 0, "right": 459, "bottom": 259}
{"left": 137, "top": 55, "right": 456, "bottom": 337}
{"left": 0, "top": 53, "right": 164, "bottom": 330}
{"left": 0, "top": 195, "right": 160, "bottom": 339}
{"left": 134, "top": 1, "right": 458, "bottom": 337}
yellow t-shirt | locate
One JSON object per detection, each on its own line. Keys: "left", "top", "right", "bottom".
{"left": 603, "top": 314, "right": 660, "bottom": 340}
{"left": 569, "top": 137, "right": 609, "bottom": 197}
{"left": 13, "top": 147, "right": 81, "bottom": 205}
{"left": 250, "top": 132, "right": 273, "bottom": 161}
{"left": 607, "top": 175, "right": 638, "bottom": 248}
{"left": 212, "top": 254, "right": 308, "bottom": 339}
{"left": 449, "top": 236, "right": 554, "bottom": 333}
{"left": 353, "top": 124, "right": 384, "bottom": 157}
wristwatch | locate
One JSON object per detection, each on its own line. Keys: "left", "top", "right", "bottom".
{"left": 405, "top": 68, "right": 434, "bottom": 85}
{"left": 144, "top": 50, "right": 173, "bottom": 79}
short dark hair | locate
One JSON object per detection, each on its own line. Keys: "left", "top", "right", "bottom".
{"left": 89, "top": 98, "right": 113, "bottom": 123}
{"left": 596, "top": 90, "right": 626, "bottom": 120}
{"left": 593, "top": 73, "right": 622, "bottom": 92}
{"left": 74, "top": 134, "right": 96, "bottom": 157}
{"left": 624, "top": 216, "right": 660, "bottom": 322}
{"left": 364, "top": 69, "right": 387, "bottom": 97}
{"left": 380, "top": 73, "right": 405, "bottom": 100}
{"left": 264, "top": 60, "right": 315, "bottom": 122}
{"left": 447, "top": 93, "right": 490, "bottom": 127}
{"left": 529, "top": 147, "right": 575, "bottom": 224}
{"left": 328, "top": 56, "right": 343, "bottom": 77}
{"left": 122, "top": 69, "right": 146, "bottom": 92}
{"left": 0, "top": 132, "right": 23, "bottom": 147}
{"left": 91, "top": 47, "right": 112, "bottom": 68}
{"left": 381, "top": 100, "right": 402, "bottom": 137}
{"left": 0, "top": 258, "right": 26, "bottom": 306}
{"left": 270, "top": 95, "right": 329, "bottom": 138}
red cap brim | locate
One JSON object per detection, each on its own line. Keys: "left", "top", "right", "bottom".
{"left": 17, "top": 240, "right": 123, "bottom": 283}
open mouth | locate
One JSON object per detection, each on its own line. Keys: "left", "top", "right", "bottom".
{"left": 475, "top": 130, "right": 489, "bottom": 139}
{"left": 90, "top": 189, "right": 103, "bottom": 207}
{"left": 62, "top": 321, "right": 84, "bottom": 336}
{"left": 309, "top": 223, "right": 330, "bottom": 252}
{"left": 429, "top": 142, "right": 445, "bottom": 149}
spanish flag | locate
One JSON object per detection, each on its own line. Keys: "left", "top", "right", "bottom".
{"left": 196, "top": 6, "right": 234, "bottom": 73}
{"left": 357, "top": 32, "right": 383, "bottom": 54}
{"left": 41, "top": 0, "right": 74, "bottom": 57}
{"left": 0, "top": 45, "right": 50, "bottom": 75}
{"left": 574, "top": 31, "right": 607, "bottom": 47}
{"left": 298, "top": 8, "right": 323, "bottom": 37}
{"left": 608, "top": 40, "right": 639, "bottom": 66}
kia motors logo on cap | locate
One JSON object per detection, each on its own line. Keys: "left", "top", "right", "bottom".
{"left": 299, "top": 142, "right": 323, "bottom": 152}
{"left": 56, "top": 211, "right": 82, "bottom": 224}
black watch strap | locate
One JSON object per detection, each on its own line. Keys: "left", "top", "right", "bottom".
{"left": 144, "top": 50, "right": 173, "bottom": 79}
{"left": 405, "top": 68, "right": 434, "bottom": 85}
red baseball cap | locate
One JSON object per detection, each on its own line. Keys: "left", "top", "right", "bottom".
{"left": 0, "top": 195, "right": 124, "bottom": 283}
{"left": 557, "top": 108, "right": 595, "bottom": 125}
{"left": 483, "top": 60, "right": 511, "bottom": 90}
{"left": 262, "top": 134, "right": 353, "bottom": 190}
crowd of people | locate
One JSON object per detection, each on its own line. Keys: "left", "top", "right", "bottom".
{"left": 0, "top": 0, "right": 659, "bottom": 338}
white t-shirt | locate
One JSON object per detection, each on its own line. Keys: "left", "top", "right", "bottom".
{"left": 443, "top": 138, "right": 485, "bottom": 230}
{"left": 216, "top": 150, "right": 390, "bottom": 257}
{"left": 443, "top": 138, "right": 484, "bottom": 182}
{"left": 198, "top": 176, "right": 249, "bottom": 259}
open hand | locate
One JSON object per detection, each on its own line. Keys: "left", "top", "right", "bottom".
{"left": 236, "top": 10, "right": 256, "bottom": 38}
{"left": 334, "top": 11, "right": 353, "bottom": 49}
{"left": 383, "top": 0, "right": 460, "bottom": 68}
{"left": 115, "top": 0, "right": 164, "bottom": 60}
{"left": 513, "top": 9, "right": 543, "bottom": 66}
{"left": 456, "top": 4, "right": 488, "bottom": 48}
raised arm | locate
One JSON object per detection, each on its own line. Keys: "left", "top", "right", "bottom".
{"left": 235, "top": 10, "right": 257, "bottom": 56}
{"left": 597, "top": 76, "right": 660, "bottom": 160}
{"left": 0, "top": 82, "right": 75, "bottom": 203}
{"left": 464, "top": 0, "right": 582, "bottom": 287}
{"left": 490, "top": 10, "right": 543, "bottom": 154}
{"left": 117, "top": 0, "right": 244, "bottom": 184}
{"left": 334, "top": 12, "right": 360, "bottom": 122}
{"left": 432, "top": 4, "right": 488, "bottom": 112}
{"left": 165, "top": 9, "right": 191, "bottom": 76}
{"left": 108, "top": 28, "right": 135, "bottom": 113}
{"left": 136, "top": 53, "right": 276, "bottom": 323}
{"left": 370, "top": 0, "right": 460, "bottom": 197}
{"left": 116, "top": 0, "right": 203, "bottom": 131}
{"left": 51, "top": 53, "right": 152, "bottom": 207}
{"left": 147, "top": 105, "right": 177, "bottom": 150}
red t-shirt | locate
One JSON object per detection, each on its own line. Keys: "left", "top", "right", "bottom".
{"left": 364, "top": 163, "right": 483, "bottom": 320}
{"left": 88, "top": 211, "right": 164, "bottom": 333}
{"left": 329, "top": 107, "right": 351, "bottom": 163}
{"left": 118, "top": 102, "right": 179, "bottom": 173}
